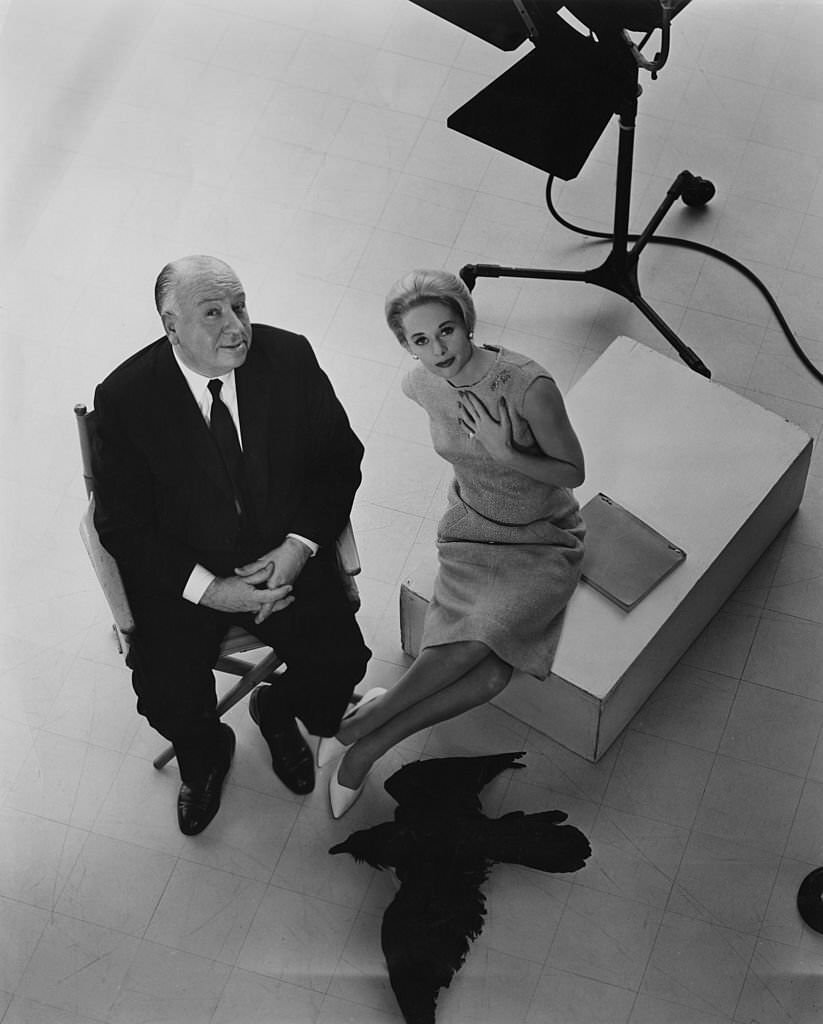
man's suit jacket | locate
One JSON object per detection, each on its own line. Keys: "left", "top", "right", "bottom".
{"left": 92, "top": 324, "right": 364, "bottom": 599}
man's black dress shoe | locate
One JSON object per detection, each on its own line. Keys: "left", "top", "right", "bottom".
{"left": 177, "top": 723, "right": 236, "bottom": 836}
{"left": 249, "top": 685, "right": 315, "bottom": 795}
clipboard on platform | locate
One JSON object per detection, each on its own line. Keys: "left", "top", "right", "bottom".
{"left": 579, "top": 493, "right": 686, "bottom": 611}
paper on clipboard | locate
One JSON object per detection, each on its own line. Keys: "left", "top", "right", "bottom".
{"left": 579, "top": 493, "right": 686, "bottom": 611}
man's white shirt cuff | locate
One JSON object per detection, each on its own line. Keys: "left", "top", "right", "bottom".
{"left": 287, "top": 533, "right": 318, "bottom": 556}
{"left": 184, "top": 564, "right": 216, "bottom": 604}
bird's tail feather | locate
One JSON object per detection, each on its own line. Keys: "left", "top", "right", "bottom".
{"left": 383, "top": 870, "right": 488, "bottom": 1023}
{"left": 388, "top": 972, "right": 437, "bottom": 1024}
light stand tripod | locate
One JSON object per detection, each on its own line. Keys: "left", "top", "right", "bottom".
{"left": 459, "top": 76, "right": 715, "bottom": 377}
{"left": 437, "top": 0, "right": 715, "bottom": 377}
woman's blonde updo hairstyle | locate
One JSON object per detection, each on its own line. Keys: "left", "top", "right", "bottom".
{"left": 384, "top": 269, "right": 476, "bottom": 345}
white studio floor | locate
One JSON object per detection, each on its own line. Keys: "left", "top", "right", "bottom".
{"left": 2, "top": 1, "right": 823, "bottom": 1022}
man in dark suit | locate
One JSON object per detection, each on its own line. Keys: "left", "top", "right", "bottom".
{"left": 92, "top": 254, "right": 371, "bottom": 834}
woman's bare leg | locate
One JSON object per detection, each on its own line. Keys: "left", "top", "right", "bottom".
{"left": 337, "top": 650, "right": 513, "bottom": 789}
{"left": 337, "top": 640, "right": 493, "bottom": 746}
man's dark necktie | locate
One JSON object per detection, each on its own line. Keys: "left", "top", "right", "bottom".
{"left": 207, "top": 378, "right": 244, "bottom": 516}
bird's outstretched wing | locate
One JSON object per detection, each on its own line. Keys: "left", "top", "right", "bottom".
{"left": 384, "top": 751, "right": 526, "bottom": 817}
{"left": 381, "top": 861, "right": 490, "bottom": 1024}
{"left": 480, "top": 810, "right": 592, "bottom": 873}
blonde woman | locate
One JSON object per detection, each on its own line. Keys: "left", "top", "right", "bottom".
{"left": 323, "top": 269, "right": 585, "bottom": 817}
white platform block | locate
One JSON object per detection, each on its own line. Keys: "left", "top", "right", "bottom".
{"left": 400, "top": 337, "right": 813, "bottom": 761}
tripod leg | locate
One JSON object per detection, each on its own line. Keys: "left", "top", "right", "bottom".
{"left": 629, "top": 171, "right": 715, "bottom": 264}
{"left": 629, "top": 171, "right": 694, "bottom": 263}
{"left": 633, "top": 294, "right": 711, "bottom": 378}
{"left": 460, "top": 263, "right": 593, "bottom": 290}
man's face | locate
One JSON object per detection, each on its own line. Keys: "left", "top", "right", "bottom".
{"left": 166, "top": 266, "right": 252, "bottom": 377}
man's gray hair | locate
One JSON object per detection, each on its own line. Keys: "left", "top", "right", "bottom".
{"left": 154, "top": 255, "right": 237, "bottom": 315}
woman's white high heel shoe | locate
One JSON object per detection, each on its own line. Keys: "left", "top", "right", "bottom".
{"left": 316, "top": 686, "right": 386, "bottom": 768}
{"left": 329, "top": 753, "right": 370, "bottom": 819}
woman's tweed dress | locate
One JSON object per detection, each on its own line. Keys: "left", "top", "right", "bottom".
{"left": 402, "top": 346, "right": 585, "bottom": 678}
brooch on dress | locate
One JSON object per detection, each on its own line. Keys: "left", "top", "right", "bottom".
{"left": 488, "top": 368, "right": 512, "bottom": 392}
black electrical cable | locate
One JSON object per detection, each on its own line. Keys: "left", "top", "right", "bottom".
{"left": 545, "top": 174, "right": 823, "bottom": 386}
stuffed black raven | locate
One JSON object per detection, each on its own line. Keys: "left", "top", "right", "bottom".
{"left": 329, "top": 751, "right": 591, "bottom": 1024}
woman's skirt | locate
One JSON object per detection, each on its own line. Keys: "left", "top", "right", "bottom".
{"left": 421, "top": 492, "right": 585, "bottom": 678}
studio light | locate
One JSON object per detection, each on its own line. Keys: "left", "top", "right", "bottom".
{"left": 409, "top": 1, "right": 713, "bottom": 376}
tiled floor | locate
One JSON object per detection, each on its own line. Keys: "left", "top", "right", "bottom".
{"left": 2, "top": 0, "right": 823, "bottom": 1021}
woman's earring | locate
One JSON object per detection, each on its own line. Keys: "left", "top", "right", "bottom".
{"left": 411, "top": 354, "right": 419, "bottom": 360}
{"left": 468, "top": 332, "right": 474, "bottom": 340}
